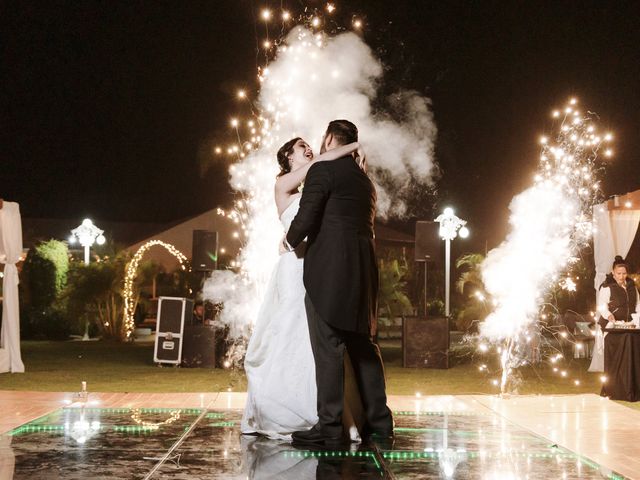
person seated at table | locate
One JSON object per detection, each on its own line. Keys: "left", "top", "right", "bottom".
{"left": 597, "top": 256, "right": 640, "bottom": 330}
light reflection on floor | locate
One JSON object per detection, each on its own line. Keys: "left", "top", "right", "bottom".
{"left": 0, "top": 407, "right": 627, "bottom": 479}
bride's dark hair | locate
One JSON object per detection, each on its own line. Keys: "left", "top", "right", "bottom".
{"left": 276, "top": 137, "right": 301, "bottom": 177}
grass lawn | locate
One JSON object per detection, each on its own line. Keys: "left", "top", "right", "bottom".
{"left": 0, "top": 341, "right": 245, "bottom": 393}
{"left": 0, "top": 341, "right": 614, "bottom": 400}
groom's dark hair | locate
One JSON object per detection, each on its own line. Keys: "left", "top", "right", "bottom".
{"left": 326, "top": 119, "right": 358, "bottom": 145}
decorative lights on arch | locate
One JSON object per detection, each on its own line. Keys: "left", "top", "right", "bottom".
{"left": 123, "top": 240, "right": 188, "bottom": 339}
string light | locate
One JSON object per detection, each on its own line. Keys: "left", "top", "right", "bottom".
{"left": 123, "top": 241, "right": 188, "bottom": 339}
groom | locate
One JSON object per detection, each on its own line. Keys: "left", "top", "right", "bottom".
{"left": 283, "top": 119, "right": 393, "bottom": 445}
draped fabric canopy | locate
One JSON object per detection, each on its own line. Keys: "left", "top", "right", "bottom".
{"left": 593, "top": 192, "right": 640, "bottom": 291}
{"left": 0, "top": 200, "right": 24, "bottom": 373}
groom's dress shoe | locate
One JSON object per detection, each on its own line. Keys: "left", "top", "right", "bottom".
{"left": 291, "top": 426, "right": 344, "bottom": 447}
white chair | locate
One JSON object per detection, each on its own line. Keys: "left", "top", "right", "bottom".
{"left": 573, "top": 322, "right": 594, "bottom": 359}
{"left": 588, "top": 325, "right": 605, "bottom": 372}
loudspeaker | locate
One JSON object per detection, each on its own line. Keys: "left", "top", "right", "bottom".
{"left": 403, "top": 316, "right": 449, "bottom": 368}
{"left": 154, "top": 297, "right": 194, "bottom": 365}
{"left": 415, "top": 221, "right": 441, "bottom": 263}
{"left": 192, "top": 230, "right": 218, "bottom": 271}
{"left": 181, "top": 325, "right": 217, "bottom": 368}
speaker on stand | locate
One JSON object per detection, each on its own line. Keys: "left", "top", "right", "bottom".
{"left": 192, "top": 230, "right": 218, "bottom": 271}
{"left": 192, "top": 229, "right": 218, "bottom": 292}
{"left": 190, "top": 230, "right": 227, "bottom": 367}
{"left": 414, "top": 221, "right": 440, "bottom": 317}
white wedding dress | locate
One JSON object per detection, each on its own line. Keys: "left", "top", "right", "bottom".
{"left": 241, "top": 195, "right": 362, "bottom": 441}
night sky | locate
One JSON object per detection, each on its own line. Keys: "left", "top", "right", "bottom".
{"left": 3, "top": 1, "right": 639, "bottom": 250}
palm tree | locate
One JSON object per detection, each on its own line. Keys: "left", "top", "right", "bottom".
{"left": 378, "top": 257, "right": 414, "bottom": 325}
{"left": 455, "top": 253, "right": 485, "bottom": 295}
{"left": 455, "top": 253, "right": 489, "bottom": 332}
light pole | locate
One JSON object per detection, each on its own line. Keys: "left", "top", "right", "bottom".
{"left": 69, "top": 219, "right": 106, "bottom": 265}
{"left": 435, "top": 207, "right": 469, "bottom": 318}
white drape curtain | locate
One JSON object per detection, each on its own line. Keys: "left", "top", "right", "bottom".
{"left": 611, "top": 209, "right": 640, "bottom": 261}
{"left": 593, "top": 204, "right": 640, "bottom": 291}
{"left": 0, "top": 201, "right": 25, "bottom": 373}
{"left": 590, "top": 205, "right": 640, "bottom": 373}
{"left": 593, "top": 203, "right": 615, "bottom": 291}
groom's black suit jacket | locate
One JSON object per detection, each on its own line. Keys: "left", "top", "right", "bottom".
{"left": 286, "top": 155, "right": 378, "bottom": 334}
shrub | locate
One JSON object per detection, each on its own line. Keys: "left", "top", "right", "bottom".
{"left": 20, "top": 240, "right": 70, "bottom": 339}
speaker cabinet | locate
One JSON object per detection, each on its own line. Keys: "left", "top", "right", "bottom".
{"left": 181, "top": 325, "right": 217, "bottom": 368}
{"left": 192, "top": 230, "right": 218, "bottom": 271}
{"left": 403, "top": 316, "right": 449, "bottom": 368}
{"left": 414, "top": 221, "right": 441, "bottom": 264}
{"left": 154, "top": 297, "right": 194, "bottom": 365}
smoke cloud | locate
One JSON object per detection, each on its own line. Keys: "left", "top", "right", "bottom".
{"left": 204, "top": 27, "right": 438, "bottom": 346}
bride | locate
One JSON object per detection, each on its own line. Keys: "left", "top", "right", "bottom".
{"left": 241, "top": 137, "right": 365, "bottom": 441}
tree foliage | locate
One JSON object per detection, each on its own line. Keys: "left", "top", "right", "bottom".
{"left": 378, "top": 253, "right": 414, "bottom": 322}
{"left": 64, "top": 253, "right": 130, "bottom": 341}
{"left": 455, "top": 253, "right": 488, "bottom": 332}
{"left": 20, "top": 239, "right": 70, "bottom": 339}
{"left": 22, "top": 239, "right": 69, "bottom": 309}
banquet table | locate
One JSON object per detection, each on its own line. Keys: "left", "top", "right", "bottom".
{"left": 601, "top": 328, "right": 640, "bottom": 401}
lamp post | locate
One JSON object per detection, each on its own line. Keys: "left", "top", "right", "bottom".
{"left": 69, "top": 219, "right": 106, "bottom": 265}
{"left": 435, "top": 207, "right": 469, "bottom": 318}
{"left": 69, "top": 219, "right": 106, "bottom": 341}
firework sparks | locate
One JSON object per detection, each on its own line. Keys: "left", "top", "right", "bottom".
{"left": 479, "top": 98, "right": 612, "bottom": 394}
{"left": 203, "top": 8, "right": 438, "bottom": 365}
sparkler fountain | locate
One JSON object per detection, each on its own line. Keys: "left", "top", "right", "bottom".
{"left": 479, "top": 98, "right": 612, "bottom": 394}
{"left": 203, "top": 7, "right": 439, "bottom": 366}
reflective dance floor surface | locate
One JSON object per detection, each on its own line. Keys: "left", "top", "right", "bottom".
{"left": 0, "top": 393, "right": 636, "bottom": 479}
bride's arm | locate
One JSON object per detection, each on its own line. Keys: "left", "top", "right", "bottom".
{"left": 274, "top": 142, "right": 359, "bottom": 194}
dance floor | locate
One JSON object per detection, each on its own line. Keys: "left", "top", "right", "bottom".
{"left": 0, "top": 392, "right": 636, "bottom": 479}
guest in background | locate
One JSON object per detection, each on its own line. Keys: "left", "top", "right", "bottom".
{"left": 193, "top": 301, "right": 205, "bottom": 325}
{"left": 597, "top": 256, "right": 640, "bottom": 330}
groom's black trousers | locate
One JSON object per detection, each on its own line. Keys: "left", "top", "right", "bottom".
{"left": 304, "top": 294, "right": 393, "bottom": 436}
